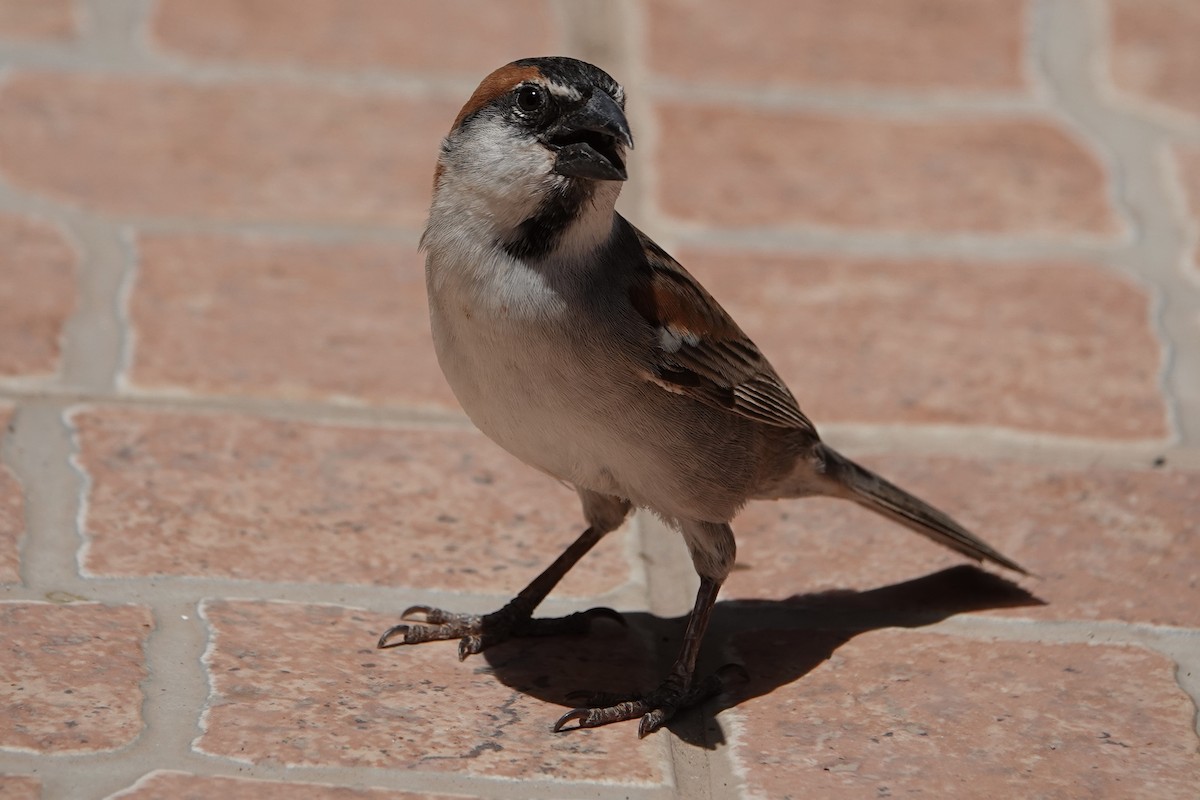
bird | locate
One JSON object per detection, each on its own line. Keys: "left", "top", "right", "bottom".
{"left": 377, "top": 56, "right": 1028, "bottom": 738}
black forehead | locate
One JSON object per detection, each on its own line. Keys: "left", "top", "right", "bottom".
{"left": 513, "top": 56, "right": 624, "bottom": 105}
{"left": 449, "top": 57, "right": 626, "bottom": 134}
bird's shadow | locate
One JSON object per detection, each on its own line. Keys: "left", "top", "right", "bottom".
{"left": 479, "top": 565, "right": 1043, "bottom": 749}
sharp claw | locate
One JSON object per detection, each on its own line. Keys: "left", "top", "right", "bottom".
{"left": 638, "top": 709, "right": 668, "bottom": 739}
{"left": 457, "top": 635, "right": 482, "bottom": 661}
{"left": 376, "top": 624, "right": 410, "bottom": 649}
{"left": 552, "top": 707, "right": 592, "bottom": 733}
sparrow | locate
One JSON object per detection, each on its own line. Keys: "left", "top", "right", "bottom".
{"left": 378, "top": 56, "right": 1028, "bottom": 738}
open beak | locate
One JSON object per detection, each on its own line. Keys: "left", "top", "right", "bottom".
{"left": 545, "top": 91, "right": 634, "bottom": 182}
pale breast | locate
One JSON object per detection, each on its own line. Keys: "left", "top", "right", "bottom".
{"left": 425, "top": 248, "right": 765, "bottom": 522}
{"left": 427, "top": 249, "right": 625, "bottom": 491}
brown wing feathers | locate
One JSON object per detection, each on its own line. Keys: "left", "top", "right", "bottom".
{"left": 627, "top": 228, "right": 815, "bottom": 432}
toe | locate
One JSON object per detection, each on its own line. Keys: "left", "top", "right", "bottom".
{"left": 552, "top": 707, "right": 592, "bottom": 733}
{"left": 401, "top": 605, "right": 466, "bottom": 625}
{"left": 376, "top": 623, "right": 411, "bottom": 649}
{"left": 400, "top": 605, "right": 434, "bottom": 621}
{"left": 552, "top": 699, "right": 649, "bottom": 732}
{"left": 457, "top": 634, "right": 484, "bottom": 660}
{"left": 638, "top": 708, "right": 670, "bottom": 739}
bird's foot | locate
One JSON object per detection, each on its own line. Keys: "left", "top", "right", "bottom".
{"left": 553, "top": 663, "right": 748, "bottom": 738}
{"left": 376, "top": 603, "right": 626, "bottom": 660}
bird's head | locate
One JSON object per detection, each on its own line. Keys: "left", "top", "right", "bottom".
{"left": 427, "top": 57, "right": 634, "bottom": 260}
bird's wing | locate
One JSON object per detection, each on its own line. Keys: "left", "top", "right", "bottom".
{"left": 626, "top": 226, "right": 816, "bottom": 433}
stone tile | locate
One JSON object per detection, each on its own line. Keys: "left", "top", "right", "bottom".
{"left": 0, "top": 405, "right": 22, "bottom": 584}
{"left": 675, "top": 250, "right": 1166, "bottom": 437}
{"left": 127, "top": 233, "right": 453, "bottom": 409}
{"left": 111, "top": 770, "right": 463, "bottom": 799}
{"left": 0, "top": 0, "right": 75, "bottom": 41}
{"left": 656, "top": 106, "right": 1119, "bottom": 236}
{"left": 0, "top": 213, "right": 76, "bottom": 379}
{"left": 0, "top": 73, "right": 453, "bottom": 226}
{"left": 73, "top": 407, "right": 633, "bottom": 596}
{"left": 0, "top": 776, "right": 39, "bottom": 800}
{"left": 723, "top": 456, "right": 1199, "bottom": 627}
{"left": 198, "top": 600, "right": 668, "bottom": 783}
{"left": 646, "top": 0, "right": 1026, "bottom": 91}
{"left": 1110, "top": 0, "right": 1200, "bottom": 122}
{"left": 724, "top": 629, "right": 1200, "bottom": 799}
{"left": 0, "top": 602, "right": 152, "bottom": 752}
{"left": 151, "top": 0, "right": 560, "bottom": 75}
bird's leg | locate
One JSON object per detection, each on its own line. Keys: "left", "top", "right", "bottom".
{"left": 377, "top": 491, "right": 631, "bottom": 659}
{"left": 378, "top": 524, "right": 622, "bottom": 659}
{"left": 554, "top": 520, "right": 746, "bottom": 737}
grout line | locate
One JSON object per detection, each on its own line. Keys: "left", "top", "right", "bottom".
{"left": 648, "top": 78, "right": 1050, "bottom": 117}
{"left": 1085, "top": 0, "right": 1200, "bottom": 143}
{"left": 103, "top": 216, "right": 425, "bottom": 242}
{"left": 0, "top": 45, "right": 484, "bottom": 98}
{"left": 98, "top": 766, "right": 679, "bottom": 800}
{"left": 4, "top": 749, "right": 680, "bottom": 800}
{"left": 137, "top": 602, "right": 212, "bottom": 772}
{"left": 1034, "top": 0, "right": 1200, "bottom": 447}
{"left": 660, "top": 223, "right": 1133, "bottom": 263}
{"left": 1059, "top": 1, "right": 1189, "bottom": 448}
{"left": 58, "top": 217, "right": 135, "bottom": 394}
{"left": 1027, "top": 0, "right": 1136, "bottom": 251}
{"left": 0, "top": 385, "right": 1190, "bottom": 467}
{"left": 0, "top": 388, "right": 477, "bottom": 429}
{"left": 1156, "top": 144, "right": 1200, "bottom": 443}
{"left": 901, "top": 612, "right": 1200, "bottom": 646}
{"left": 4, "top": 401, "right": 88, "bottom": 591}
{"left": 0, "top": 527, "right": 655, "bottom": 627}
{"left": 617, "top": 0, "right": 667, "bottom": 245}
{"left": 110, "top": 227, "right": 138, "bottom": 393}
{"left": 0, "top": 169, "right": 424, "bottom": 247}
{"left": 76, "top": 0, "right": 155, "bottom": 67}
{"left": 0, "top": 5, "right": 487, "bottom": 100}
{"left": 1159, "top": 636, "right": 1200, "bottom": 741}
{"left": 814, "top": 423, "right": 1182, "bottom": 466}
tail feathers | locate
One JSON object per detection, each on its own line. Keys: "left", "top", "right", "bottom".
{"left": 821, "top": 446, "right": 1028, "bottom": 576}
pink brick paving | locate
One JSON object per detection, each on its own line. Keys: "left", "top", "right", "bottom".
{"left": 0, "top": 1, "right": 1197, "bottom": 798}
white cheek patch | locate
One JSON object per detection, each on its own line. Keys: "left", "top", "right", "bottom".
{"left": 446, "top": 116, "right": 553, "bottom": 226}
{"left": 658, "top": 326, "right": 701, "bottom": 353}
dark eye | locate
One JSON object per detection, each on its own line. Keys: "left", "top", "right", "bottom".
{"left": 514, "top": 85, "right": 545, "bottom": 116}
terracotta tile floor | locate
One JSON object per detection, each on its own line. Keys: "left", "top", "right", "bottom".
{"left": 1, "top": 1, "right": 1198, "bottom": 798}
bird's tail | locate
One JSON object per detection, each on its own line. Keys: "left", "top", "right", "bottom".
{"left": 818, "top": 445, "right": 1028, "bottom": 575}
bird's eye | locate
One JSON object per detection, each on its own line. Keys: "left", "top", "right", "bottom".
{"left": 514, "top": 85, "right": 546, "bottom": 116}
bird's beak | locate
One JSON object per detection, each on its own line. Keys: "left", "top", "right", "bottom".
{"left": 546, "top": 91, "right": 634, "bottom": 182}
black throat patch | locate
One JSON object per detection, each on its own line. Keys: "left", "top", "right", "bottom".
{"left": 503, "top": 180, "right": 595, "bottom": 261}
